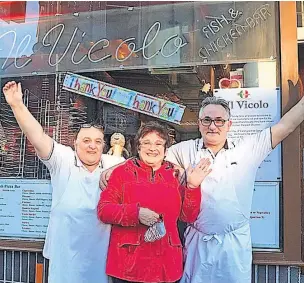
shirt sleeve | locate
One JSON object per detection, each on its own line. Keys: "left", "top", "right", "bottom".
{"left": 240, "top": 127, "right": 273, "bottom": 168}
{"left": 101, "top": 154, "right": 125, "bottom": 169}
{"left": 39, "top": 141, "right": 74, "bottom": 206}
{"left": 166, "top": 142, "right": 186, "bottom": 169}
{"left": 39, "top": 140, "right": 74, "bottom": 175}
{"left": 166, "top": 140, "right": 197, "bottom": 170}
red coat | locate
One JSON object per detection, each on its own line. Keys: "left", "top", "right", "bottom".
{"left": 97, "top": 158, "right": 201, "bottom": 282}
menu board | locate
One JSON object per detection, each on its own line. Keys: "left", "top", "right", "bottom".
{"left": 0, "top": 179, "right": 52, "bottom": 239}
{"left": 0, "top": 178, "right": 280, "bottom": 248}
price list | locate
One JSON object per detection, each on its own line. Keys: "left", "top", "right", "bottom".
{"left": 0, "top": 179, "right": 52, "bottom": 238}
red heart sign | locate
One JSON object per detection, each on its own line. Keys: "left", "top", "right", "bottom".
{"left": 219, "top": 78, "right": 241, "bottom": 89}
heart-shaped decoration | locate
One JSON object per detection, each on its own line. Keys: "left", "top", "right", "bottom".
{"left": 219, "top": 78, "right": 241, "bottom": 89}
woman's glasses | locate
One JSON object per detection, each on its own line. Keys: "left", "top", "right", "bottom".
{"left": 140, "top": 140, "right": 165, "bottom": 149}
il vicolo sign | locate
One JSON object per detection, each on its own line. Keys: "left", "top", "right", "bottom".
{"left": 0, "top": 3, "right": 272, "bottom": 72}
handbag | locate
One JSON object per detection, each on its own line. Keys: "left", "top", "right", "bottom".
{"left": 144, "top": 215, "right": 166, "bottom": 242}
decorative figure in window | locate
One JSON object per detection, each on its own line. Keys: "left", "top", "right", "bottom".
{"left": 199, "top": 82, "right": 213, "bottom": 100}
{"left": 107, "top": 132, "right": 129, "bottom": 158}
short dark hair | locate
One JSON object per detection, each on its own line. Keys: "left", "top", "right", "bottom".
{"left": 134, "top": 121, "right": 171, "bottom": 150}
{"left": 199, "top": 97, "right": 231, "bottom": 119}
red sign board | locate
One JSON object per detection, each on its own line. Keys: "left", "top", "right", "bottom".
{"left": 0, "top": 1, "right": 26, "bottom": 23}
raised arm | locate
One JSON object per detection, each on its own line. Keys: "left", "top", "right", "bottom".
{"left": 179, "top": 184, "right": 201, "bottom": 223}
{"left": 2, "top": 81, "right": 53, "bottom": 159}
{"left": 271, "top": 95, "right": 304, "bottom": 148}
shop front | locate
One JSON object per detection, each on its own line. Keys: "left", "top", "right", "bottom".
{"left": 0, "top": 1, "right": 302, "bottom": 282}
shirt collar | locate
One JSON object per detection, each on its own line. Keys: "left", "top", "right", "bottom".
{"left": 74, "top": 152, "right": 103, "bottom": 169}
{"left": 197, "top": 138, "right": 235, "bottom": 151}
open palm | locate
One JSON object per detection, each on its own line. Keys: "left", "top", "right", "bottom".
{"left": 187, "top": 158, "right": 212, "bottom": 188}
{"left": 2, "top": 81, "right": 23, "bottom": 107}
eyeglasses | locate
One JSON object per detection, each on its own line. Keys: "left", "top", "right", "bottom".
{"left": 76, "top": 123, "right": 104, "bottom": 134}
{"left": 140, "top": 141, "right": 165, "bottom": 149}
{"left": 199, "top": 117, "right": 228, "bottom": 127}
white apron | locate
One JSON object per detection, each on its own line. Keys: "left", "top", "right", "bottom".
{"left": 45, "top": 166, "right": 111, "bottom": 283}
{"left": 180, "top": 147, "right": 252, "bottom": 283}
{"left": 40, "top": 142, "right": 124, "bottom": 283}
{"left": 165, "top": 129, "right": 272, "bottom": 283}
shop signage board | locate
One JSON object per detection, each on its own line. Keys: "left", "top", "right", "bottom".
{"left": 62, "top": 72, "right": 185, "bottom": 124}
{"left": 251, "top": 182, "right": 280, "bottom": 249}
{"left": 0, "top": 2, "right": 275, "bottom": 77}
{"left": 214, "top": 87, "right": 281, "bottom": 181}
{"left": 0, "top": 179, "right": 52, "bottom": 239}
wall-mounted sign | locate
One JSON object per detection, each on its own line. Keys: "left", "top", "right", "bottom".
{"left": 62, "top": 72, "right": 185, "bottom": 124}
{"left": 214, "top": 87, "right": 281, "bottom": 181}
{"left": 0, "top": 179, "right": 52, "bottom": 239}
{"left": 0, "top": 178, "right": 280, "bottom": 248}
{"left": 251, "top": 182, "right": 280, "bottom": 249}
{"left": 0, "top": 2, "right": 275, "bottom": 77}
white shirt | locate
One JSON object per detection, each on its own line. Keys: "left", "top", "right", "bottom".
{"left": 41, "top": 141, "right": 123, "bottom": 283}
{"left": 166, "top": 128, "right": 273, "bottom": 283}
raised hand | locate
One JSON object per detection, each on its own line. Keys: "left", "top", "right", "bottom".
{"left": 186, "top": 158, "right": 212, "bottom": 188}
{"left": 2, "top": 81, "right": 23, "bottom": 107}
{"left": 99, "top": 168, "right": 113, "bottom": 191}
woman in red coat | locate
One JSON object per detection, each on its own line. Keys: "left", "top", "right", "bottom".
{"left": 97, "top": 121, "right": 211, "bottom": 283}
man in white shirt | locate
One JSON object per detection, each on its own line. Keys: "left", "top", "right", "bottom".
{"left": 98, "top": 86, "right": 304, "bottom": 283}
{"left": 165, "top": 95, "right": 304, "bottom": 283}
{"left": 100, "top": 91, "right": 304, "bottom": 283}
{"left": 3, "top": 81, "right": 122, "bottom": 283}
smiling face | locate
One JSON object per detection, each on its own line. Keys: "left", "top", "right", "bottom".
{"left": 198, "top": 104, "right": 232, "bottom": 148}
{"left": 74, "top": 127, "right": 104, "bottom": 170}
{"left": 138, "top": 131, "right": 166, "bottom": 171}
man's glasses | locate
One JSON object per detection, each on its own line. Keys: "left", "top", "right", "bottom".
{"left": 199, "top": 117, "right": 228, "bottom": 127}
{"left": 76, "top": 123, "right": 104, "bottom": 133}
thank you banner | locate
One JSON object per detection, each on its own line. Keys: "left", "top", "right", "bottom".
{"left": 62, "top": 72, "right": 185, "bottom": 124}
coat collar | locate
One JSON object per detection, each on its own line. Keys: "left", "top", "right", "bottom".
{"left": 132, "top": 157, "right": 172, "bottom": 172}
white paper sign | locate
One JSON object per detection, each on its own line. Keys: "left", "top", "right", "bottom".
{"left": 251, "top": 182, "right": 280, "bottom": 249}
{"left": 214, "top": 88, "right": 281, "bottom": 181}
{"left": 0, "top": 179, "right": 52, "bottom": 239}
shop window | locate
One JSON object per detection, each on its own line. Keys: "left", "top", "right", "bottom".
{"left": 0, "top": 1, "right": 283, "bottom": 254}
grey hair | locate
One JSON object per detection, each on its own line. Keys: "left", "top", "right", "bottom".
{"left": 199, "top": 96, "right": 231, "bottom": 119}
